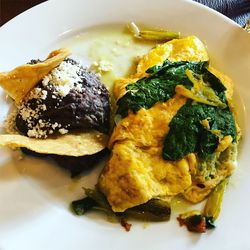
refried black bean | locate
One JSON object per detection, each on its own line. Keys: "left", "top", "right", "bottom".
{"left": 16, "top": 58, "right": 110, "bottom": 136}
{"left": 15, "top": 58, "right": 111, "bottom": 174}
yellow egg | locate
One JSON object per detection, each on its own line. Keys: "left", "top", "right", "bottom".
{"left": 99, "top": 36, "right": 237, "bottom": 212}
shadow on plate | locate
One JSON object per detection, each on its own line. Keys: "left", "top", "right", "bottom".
{"left": 0, "top": 148, "right": 107, "bottom": 224}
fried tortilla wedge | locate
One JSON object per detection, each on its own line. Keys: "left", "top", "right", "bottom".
{"left": 0, "top": 131, "right": 108, "bottom": 156}
{"left": 0, "top": 48, "right": 70, "bottom": 103}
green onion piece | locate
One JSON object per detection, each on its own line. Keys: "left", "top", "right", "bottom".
{"left": 203, "top": 178, "right": 229, "bottom": 221}
{"left": 139, "top": 30, "right": 180, "bottom": 41}
{"left": 127, "top": 22, "right": 180, "bottom": 41}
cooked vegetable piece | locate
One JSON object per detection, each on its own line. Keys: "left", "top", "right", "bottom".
{"left": 205, "top": 217, "right": 216, "bottom": 229}
{"left": 117, "top": 58, "right": 231, "bottom": 118}
{"left": 85, "top": 188, "right": 115, "bottom": 214}
{"left": 175, "top": 72, "right": 227, "bottom": 108}
{"left": 71, "top": 188, "right": 171, "bottom": 222}
{"left": 71, "top": 197, "right": 98, "bottom": 215}
{"left": 139, "top": 30, "right": 180, "bottom": 41}
{"left": 184, "top": 69, "right": 227, "bottom": 108}
{"left": 177, "top": 212, "right": 215, "bottom": 233}
{"left": 163, "top": 101, "right": 237, "bottom": 161}
{"left": 128, "top": 22, "right": 180, "bottom": 41}
{"left": 71, "top": 188, "right": 115, "bottom": 215}
{"left": 177, "top": 178, "right": 228, "bottom": 233}
{"left": 203, "top": 178, "right": 228, "bottom": 220}
{"left": 117, "top": 60, "right": 208, "bottom": 117}
{"left": 180, "top": 214, "right": 207, "bottom": 233}
{"left": 123, "top": 198, "right": 171, "bottom": 221}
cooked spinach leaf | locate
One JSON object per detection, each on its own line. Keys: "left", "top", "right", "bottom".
{"left": 116, "top": 57, "right": 236, "bottom": 161}
{"left": 117, "top": 60, "right": 209, "bottom": 117}
{"left": 163, "top": 101, "right": 237, "bottom": 161}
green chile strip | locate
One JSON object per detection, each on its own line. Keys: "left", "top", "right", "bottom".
{"left": 71, "top": 188, "right": 171, "bottom": 221}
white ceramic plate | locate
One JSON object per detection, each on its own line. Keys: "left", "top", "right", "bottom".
{"left": 0, "top": 0, "right": 250, "bottom": 249}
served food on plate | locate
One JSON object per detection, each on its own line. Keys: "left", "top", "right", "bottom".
{"left": 0, "top": 48, "right": 110, "bottom": 176}
{"left": 0, "top": 24, "right": 240, "bottom": 233}
{"left": 71, "top": 30, "right": 240, "bottom": 233}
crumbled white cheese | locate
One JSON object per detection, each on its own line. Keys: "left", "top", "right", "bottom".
{"left": 51, "top": 122, "right": 59, "bottom": 130}
{"left": 90, "top": 60, "right": 113, "bottom": 73}
{"left": 27, "top": 124, "right": 48, "bottom": 138}
{"left": 59, "top": 128, "right": 68, "bottom": 134}
{"left": 42, "top": 60, "right": 83, "bottom": 97}
{"left": 115, "top": 39, "right": 130, "bottom": 47}
{"left": 41, "top": 90, "right": 48, "bottom": 100}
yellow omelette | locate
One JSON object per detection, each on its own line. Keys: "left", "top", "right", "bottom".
{"left": 99, "top": 36, "right": 238, "bottom": 212}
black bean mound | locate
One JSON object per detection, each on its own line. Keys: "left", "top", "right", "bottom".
{"left": 16, "top": 58, "right": 110, "bottom": 136}
{"left": 15, "top": 58, "right": 111, "bottom": 175}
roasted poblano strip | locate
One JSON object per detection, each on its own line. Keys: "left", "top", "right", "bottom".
{"left": 71, "top": 197, "right": 98, "bottom": 216}
{"left": 71, "top": 188, "right": 115, "bottom": 216}
{"left": 71, "top": 188, "right": 171, "bottom": 222}
{"left": 123, "top": 198, "right": 171, "bottom": 221}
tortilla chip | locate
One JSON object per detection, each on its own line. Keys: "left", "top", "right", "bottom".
{"left": 0, "top": 131, "right": 108, "bottom": 156}
{"left": 0, "top": 48, "right": 70, "bottom": 103}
